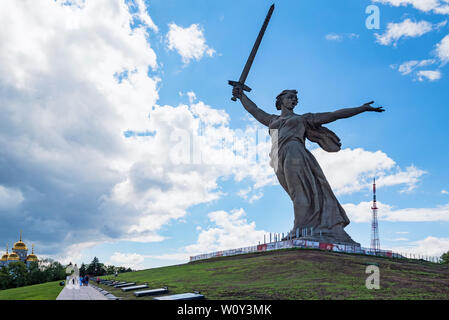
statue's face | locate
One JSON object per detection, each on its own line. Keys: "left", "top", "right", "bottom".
{"left": 281, "top": 92, "right": 298, "bottom": 110}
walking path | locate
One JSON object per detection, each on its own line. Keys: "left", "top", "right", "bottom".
{"left": 56, "top": 285, "right": 108, "bottom": 300}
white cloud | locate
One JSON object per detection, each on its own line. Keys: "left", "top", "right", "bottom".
{"left": 0, "top": 1, "right": 260, "bottom": 258}
{"left": 375, "top": 19, "right": 434, "bottom": 46}
{"left": 248, "top": 192, "right": 264, "bottom": 203}
{"left": 372, "top": 0, "right": 449, "bottom": 14}
{"left": 149, "top": 208, "right": 266, "bottom": 262}
{"left": 0, "top": 185, "right": 24, "bottom": 209}
{"left": 103, "top": 99, "right": 283, "bottom": 241}
{"left": 390, "top": 236, "right": 449, "bottom": 257}
{"left": 237, "top": 186, "right": 264, "bottom": 203}
{"left": 185, "top": 209, "right": 266, "bottom": 253}
{"left": 325, "top": 33, "right": 359, "bottom": 41}
{"left": 344, "top": 201, "right": 449, "bottom": 222}
{"left": 344, "top": 201, "right": 388, "bottom": 223}
{"left": 380, "top": 165, "right": 426, "bottom": 193}
{"left": 134, "top": 0, "right": 159, "bottom": 33}
{"left": 374, "top": 5, "right": 449, "bottom": 81}
{"left": 325, "top": 34, "right": 343, "bottom": 41}
{"left": 435, "top": 5, "right": 449, "bottom": 14}
{"left": 146, "top": 252, "right": 193, "bottom": 262}
{"left": 166, "top": 23, "right": 215, "bottom": 64}
{"left": 237, "top": 187, "right": 251, "bottom": 199}
{"left": 55, "top": 241, "right": 101, "bottom": 265}
{"left": 436, "top": 19, "right": 449, "bottom": 29}
{"left": 416, "top": 69, "right": 442, "bottom": 81}
{"left": 311, "top": 148, "right": 426, "bottom": 195}
{"left": 391, "top": 35, "right": 449, "bottom": 81}
{"left": 396, "top": 59, "right": 436, "bottom": 75}
{"left": 187, "top": 91, "right": 197, "bottom": 104}
{"left": 0, "top": 0, "right": 162, "bottom": 253}
{"left": 108, "top": 252, "right": 145, "bottom": 270}
{"left": 372, "top": 3, "right": 449, "bottom": 81}
{"left": 436, "top": 34, "right": 449, "bottom": 63}
{"left": 441, "top": 189, "right": 449, "bottom": 194}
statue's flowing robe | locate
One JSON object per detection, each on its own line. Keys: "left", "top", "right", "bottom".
{"left": 268, "top": 113, "right": 350, "bottom": 233}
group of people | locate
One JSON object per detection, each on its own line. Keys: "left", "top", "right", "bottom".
{"left": 65, "top": 263, "right": 91, "bottom": 287}
{"left": 79, "top": 275, "right": 89, "bottom": 286}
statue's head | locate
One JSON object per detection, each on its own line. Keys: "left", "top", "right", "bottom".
{"left": 276, "top": 90, "right": 298, "bottom": 110}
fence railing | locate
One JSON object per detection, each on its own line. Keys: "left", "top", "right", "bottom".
{"left": 189, "top": 238, "right": 443, "bottom": 264}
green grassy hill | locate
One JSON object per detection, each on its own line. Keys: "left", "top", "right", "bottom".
{"left": 98, "top": 249, "right": 449, "bottom": 300}
{"left": 0, "top": 280, "right": 64, "bottom": 300}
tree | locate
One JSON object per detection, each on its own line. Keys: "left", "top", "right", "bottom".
{"left": 441, "top": 251, "right": 449, "bottom": 264}
{"left": 34, "top": 258, "right": 65, "bottom": 282}
{"left": 116, "top": 266, "right": 133, "bottom": 273}
{"left": 0, "top": 266, "right": 11, "bottom": 290}
{"left": 116, "top": 266, "right": 127, "bottom": 273}
{"left": 86, "top": 257, "right": 105, "bottom": 276}
{"left": 105, "top": 265, "right": 116, "bottom": 275}
{"left": 0, "top": 258, "right": 66, "bottom": 290}
{"left": 46, "top": 261, "right": 66, "bottom": 281}
{"left": 27, "top": 261, "right": 45, "bottom": 285}
{"left": 76, "top": 257, "right": 134, "bottom": 278}
{"left": 79, "top": 263, "right": 86, "bottom": 277}
{"left": 8, "top": 261, "right": 28, "bottom": 288}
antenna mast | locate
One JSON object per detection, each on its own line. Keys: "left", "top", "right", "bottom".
{"left": 371, "top": 177, "right": 380, "bottom": 253}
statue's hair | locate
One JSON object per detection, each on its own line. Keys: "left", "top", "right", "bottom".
{"left": 275, "top": 89, "right": 298, "bottom": 110}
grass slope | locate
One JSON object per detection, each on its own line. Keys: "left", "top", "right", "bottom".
{"left": 98, "top": 249, "right": 449, "bottom": 300}
{"left": 0, "top": 280, "right": 64, "bottom": 300}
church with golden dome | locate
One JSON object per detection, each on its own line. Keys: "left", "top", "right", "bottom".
{"left": 1, "top": 232, "right": 39, "bottom": 268}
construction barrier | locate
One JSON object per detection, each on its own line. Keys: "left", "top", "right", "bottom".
{"left": 190, "top": 239, "right": 396, "bottom": 262}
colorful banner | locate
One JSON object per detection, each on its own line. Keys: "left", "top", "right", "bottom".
{"left": 332, "top": 244, "right": 345, "bottom": 252}
{"left": 319, "top": 243, "right": 334, "bottom": 251}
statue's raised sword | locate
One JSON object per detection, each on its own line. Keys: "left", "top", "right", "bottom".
{"left": 229, "top": 4, "right": 275, "bottom": 101}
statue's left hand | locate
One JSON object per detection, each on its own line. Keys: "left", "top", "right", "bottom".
{"left": 363, "top": 101, "right": 385, "bottom": 112}
{"left": 371, "top": 106, "right": 385, "bottom": 112}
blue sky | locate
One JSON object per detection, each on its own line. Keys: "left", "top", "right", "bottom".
{"left": 1, "top": 0, "right": 449, "bottom": 269}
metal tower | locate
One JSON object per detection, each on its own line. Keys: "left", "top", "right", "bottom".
{"left": 371, "top": 177, "right": 380, "bottom": 252}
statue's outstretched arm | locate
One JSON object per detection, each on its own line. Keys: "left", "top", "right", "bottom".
{"left": 233, "top": 86, "right": 274, "bottom": 127}
{"left": 311, "top": 101, "right": 385, "bottom": 125}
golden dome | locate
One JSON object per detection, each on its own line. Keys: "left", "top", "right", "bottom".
{"left": 26, "top": 245, "right": 38, "bottom": 262}
{"left": 13, "top": 231, "right": 28, "bottom": 251}
{"left": 7, "top": 252, "right": 20, "bottom": 261}
{"left": 13, "top": 241, "right": 28, "bottom": 251}
{"left": 26, "top": 254, "right": 38, "bottom": 262}
{"left": 1, "top": 244, "right": 9, "bottom": 262}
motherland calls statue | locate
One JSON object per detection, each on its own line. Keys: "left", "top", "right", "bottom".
{"left": 228, "top": 4, "right": 385, "bottom": 245}
{"left": 232, "top": 87, "right": 385, "bottom": 245}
